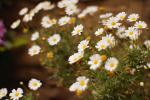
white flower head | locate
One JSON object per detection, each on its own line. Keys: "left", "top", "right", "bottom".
{"left": 144, "top": 40, "right": 150, "bottom": 49}
{"left": 72, "top": 24, "right": 83, "bottom": 36}
{"left": 147, "top": 63, "right": 150, "bottom": 68}
{"left": 58, "top": 16, "right": 70, "bottom": 26}
{"left": 88, "top": 54, "right": 102, "bottom": 70}
{"left": 134, "top": 21, "right": 147, "bottom": 29}
{"left": 78, "top": 40, "right": 89, "bottom": 52}
{"left": 19, "top": 7, "right": 28, "bottom": 16}
{"left": 28, "top": 45, "right": 41, "bottom": 56}
{"left": 0, "top": 88, "right": 7, "bottom": 99}
{"left": 28, "top": 78, "right": 42, "bottom": 91}
{"left": 41, "top": 16, "right": 57, "bottom": 28}
{"left": 68, "top": 52, "right": 84, "bottom": 64}
{"left": 69, "top": 76, "right": 89, "bottom": 92}
{"left": 116, "top": 12, "right": 126, "bottom": 21}
{"left": 47, "top": 34, "right": 61, "bottom": 46}
{"left": 9, "top": 88, "right": 23, "bottom": 100}
{"left": 105, "top": 57, "right": 119, "bottom": 72}
{"left": 65, "top": 4, "right": 79, "bottom": 15}
{"left": 127, "top": 14, "right": 139, "bottom": 22}
{"left": 94, "top": 28, "right": 104, "bottom": 36}
{"left": 116, "top": 26, "right": 126, "bottom": 39}
{"left": 102, "top": 34, "right": 116, "bottom": 48}
{"left": 31, "top": 32, "right": 39, "bottom": 41}
{"left": 105, "top": 17, "right": 121, "bottom": 29}
{"left": 95, "top": 39, "right": 109, "bottom": 51}
{"left": 99, "top": 13, "right": 113, "bottom": 19}
{"left": 23, "top": 14, "right": 33, "bottom": 22}
{"left": 11, "top": 19, "right": 21, "bottom": 29}
{"left": 125, "top": 27, "right": 140, "bottom": 40}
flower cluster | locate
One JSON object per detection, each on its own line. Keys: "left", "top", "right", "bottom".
{"left": 11, "top": 0, "right": 150, "bottom": 99}
{"left": 0, "top": 78, "right": 42, "bottom": 100}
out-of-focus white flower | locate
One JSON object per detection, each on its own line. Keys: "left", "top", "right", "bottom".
{"left": 11, "top": 19, "right": 21, "bottom": 29}
{"left": 9, "top": 88, "right": 23, "bottom": 100}
{"left": 144, "top": 40, "right": 150, "bottom": 49}
{"left": 28, "top": 45, "right": 41, "bottom": 56}
{"left": 47, "top": 34, "right": 61, "bottom": 46}
{"left": 94, "top": 28, "right": 104, "bottom": 36}
{"left": 99, "top": 13, "right": 113, "bottom": 19}
{"left": 125, "top": 27, "right": 140, "bottom": 40}
{"left": 28, "top": 78, "right": 42, "bottom": 91}
{"left": 57, "top": 0, "right": 79, "bottom": 8}
{"left": 19, "top": 7, "right": 28, "bottom": 16}
{"left": 88, "top": 54, "right": 102, "bottom": 70}
{"left": 134, "top": 21, "right": 147, "bottom": 29}
{"left": 65, "top": 4, "right": 79, "bottom": 15}
{"left": 140, "top": 82, "right": 144, "bottom": 86}
{"left": 105, "top": 57, "right": 119, "bottom": 72}
{"left": 116, "top": 12, "right": 126, "bottom": 21}
{"left": 58, "top": 16, "right": 70, "bottom": 26}
{"left": 78, "top": 6, "right": 98, "bottom": 18}
{"left": 68, "top": 52, "right": 84, "bottom": 64}
{"left": 41, "top": 16, "right": 57, "bottom": 28}
{"left": 102, "top": 34, "right": 116, "bottom": 48}
{"left": 78, "top": 40, "right": 89, "bottom": 52}
{"left": 116, "top": 26, "right": 126, "bottom": 39}
{"left": 0, "top": 88, "right": 7, "bottom": 99}
{"left": 35, "top": 1, "right": 55, "bottom": 11}
{"left": 23, "top": 14, "right": 33, "bottom": 22}
{"left": 105, "top": 17, "right": 121, "bottom": 29}
{"left": 69, "top": 76, "right": 89, "bottom": 94}
{"left": 31, "top": 32, "right": 39, "bottom": 41}
{"left": 127, "top": 14, "right": 139, "bottom": 22}
{"left": 147, "top": 63, "right": 150, "bottom": 68}
{"left": 72, "top": 24, "right": 83, "bottom": 36}
{"left": 95, "top": 39, "right": 109, "bottom": 51}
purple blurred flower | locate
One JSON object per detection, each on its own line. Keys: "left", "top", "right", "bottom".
{"left": 0, "top": 20, "right": 6, "bottom": 45}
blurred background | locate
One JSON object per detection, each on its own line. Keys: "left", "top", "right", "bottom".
{"left": 0, "top": 0, "right": 149, "bottom": 99}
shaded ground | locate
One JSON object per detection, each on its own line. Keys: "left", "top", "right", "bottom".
{"left": 0, "top": 0, "right": 150, "bottom": 99}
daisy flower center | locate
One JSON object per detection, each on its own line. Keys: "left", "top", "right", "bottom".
{"left": 79, "top": 81, "right": 85, "bottom": 86}
{"left": 93, "top": 60, "right": 98, "bottom": 64}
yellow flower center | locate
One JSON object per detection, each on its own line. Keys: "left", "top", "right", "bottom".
{"left": 111, "top": 22, "right": 116, "bottom": 26}
{"left": 138, "top": 25, "right": 142, "bottom": 28}
{"left": 33, "top": 82, "right": 38, "bottom": 87}
{"left": 76, "top": 89, "right": 82, "bottom": 96}
{"left": 79, "top": 81, "right": 85, "bottom": 86}
{"left": 129, "top": 32, "right": 133, "bottom": 35}
{"left": 110, "top": 63, "right": 115, "bottom": 68}
{"left": 93, "top": 60, "right": 98, "bottom": 64}
{"left": 101, "top": 55, "right": 107, "bottom": 61}
{"left": 15, "top": 92, "right": 20, "bottom": 97}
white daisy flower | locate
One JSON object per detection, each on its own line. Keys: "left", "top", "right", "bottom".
{"left": 105, "top": 57, "right": 119, "bottom": 72}
{"left": 144, "top": 40, "right": 150, "bottom": 49}
{"left": 69, "top": 76, "right": 89, "bottom": 92}
{"left": 28, "top": 45, "right": 41, "bottom": 56}
{"left": 40, "top": 1, "right": 55, "bottom": 11}
{"left": 95, "top": 39, "right": 109, "bottom": 51}
{"left": 134, "top": 21, "right": 147, "bottom": 29}
{"left": 23, "top": 14, "right": 33, "bottom": 22}
{"left": 116, "top": 12, "right": 126, "bottom": 21}
{"left": 11, "top": 19, "right": 21, "bottom": 29}
{"left": 78, "top": 40, "right": 89, "bottom": 52}
{"left": 19, "top": 7, "right": 28, "bottom": 16}
{"left": 88, "top": 54, "right": 102, "bottom": 70}
{"left": 116, "top": 26, "right": 126, "bottom": 39}
{"left": 28, "top": 78, "right": 42, "bottom": 91}
{"left": 65, "top": 4, "right": 79, "bottom": 15}
{"left": 78, "top": 6, "right": 98, "bottom": 18}
{"left": 102, "top": 34, "right": 116, "bottom": 48}
{"left": 125, "top": 27, "right": 140, "bottom": 40}
{"left": 127, "top": 14, "right": 139, "bottom": 22}
{"left": 68, "top": 52, "right": 84, "bottom": 64}
{"left": 94, "top": 28, "right": 104, "bottom": 36}
{"left": 31, "top": 32, "right": 39, "bottom": 41}
{"left": 9, "top": 88, "right": 23, "bottom": 100}
{"left": 105, "top": 17, "right": 121, "bottom": 29}
{"left": 58, "top": 16, "right": 70, "bottom": 26}
{"left": 99, "top": 13, "right": 113, "bottom": 19}
{"left": 47, "top": 34, "right": 61, "bottom": 46}
{"left": 0, "top": 88, "right": 7, "bottom": 99}
{"left": 72, "top": 24, "right": 83, "bottom": 36}
{"left": 41, "top": 16, "right": 57, "bottom": 28}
